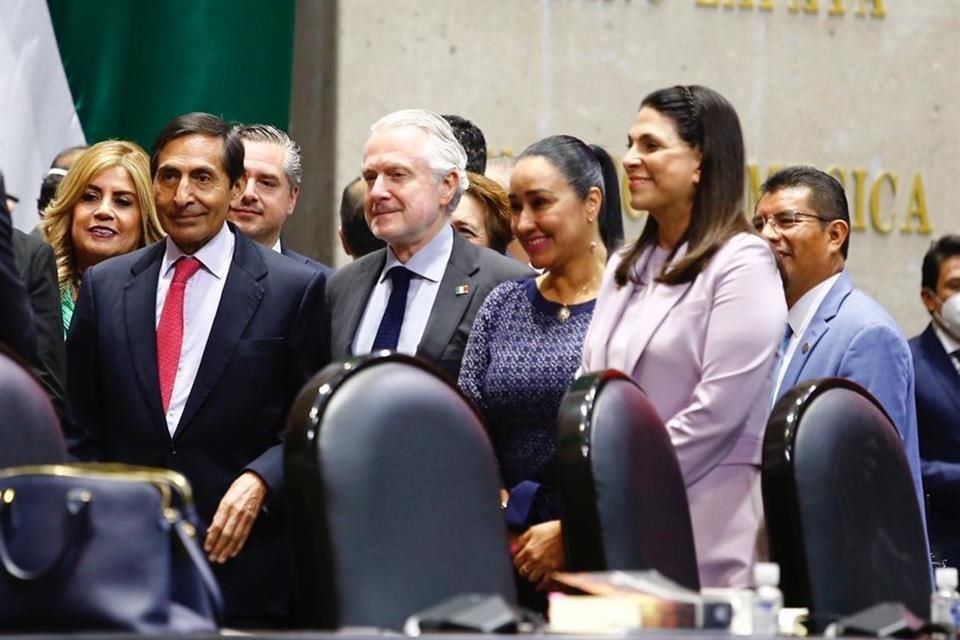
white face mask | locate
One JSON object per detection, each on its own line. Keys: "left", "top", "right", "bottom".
{"left": 935, "top": 292, "right": 960, "bottom": 339}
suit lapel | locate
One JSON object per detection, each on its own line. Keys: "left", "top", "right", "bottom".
{"left": 417, "top": 233, "right": 479, "bottom": 362}
{"left": 123, "top": 243, "right": 167, "bottom": 435}
{"left": 335, "top": 251, "right": 385, "bottom": 357}
{"left": 781, "top": 272, "right": 852, "bottom": 391}
{"left": 619, "top": 244, "right": 693, "bottom": 373}
{"left": 174, "top": 233, "right": 266, "bottom": 437}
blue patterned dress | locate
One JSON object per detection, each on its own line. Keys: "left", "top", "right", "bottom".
{"left": 458, "top": 278, "right": 595, "bottom": 528}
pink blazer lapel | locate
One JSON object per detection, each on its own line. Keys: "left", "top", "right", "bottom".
{"left": 621, "top": 270, "right": 693, "bottom": 375}
{"left": 586, "top": 243, "right": 693, "bottom": 375}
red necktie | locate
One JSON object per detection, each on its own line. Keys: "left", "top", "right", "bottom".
{"left": 157, "top": 257, "right": 202, "bottom": 413}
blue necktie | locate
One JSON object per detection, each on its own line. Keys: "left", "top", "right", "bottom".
{"left": 371, "top": 266, "right": 414, "bottom": 351}
{"left": 780, "top": 323, "right": 794, "bottom": 359}
{"left": 772, "top": 324, "right": 794, "bottom": 408}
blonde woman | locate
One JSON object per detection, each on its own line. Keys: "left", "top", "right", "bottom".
{"left": 41, "top": 140, "right": 164, "bottom": 334}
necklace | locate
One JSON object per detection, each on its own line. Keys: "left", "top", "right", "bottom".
{"left": 551, "top": 270, "right": 602, "bottom": 323}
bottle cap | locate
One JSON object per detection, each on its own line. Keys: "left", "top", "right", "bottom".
{"left": 754, "top": 562, "right": 780, "bottom": 587}
{"left": 935, "top": 567, "right": 958, "bottom": 589}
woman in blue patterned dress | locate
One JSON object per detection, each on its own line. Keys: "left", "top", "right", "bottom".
{"left": 458, "top": 134, "right": 622, "bottom": 605}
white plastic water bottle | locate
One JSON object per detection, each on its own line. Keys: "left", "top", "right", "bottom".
{"left": 931, "top": 567, "right": 960, "bottom": 634}
{"left": 752, "top": 562, "right": 783, "bottom": 636}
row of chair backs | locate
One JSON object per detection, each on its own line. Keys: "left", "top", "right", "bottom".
{"left": 0, "top": 347, "right": 65, "bottom": 468}
{"left": 283, "top": 354, "right": 931, "bottom": 631}
{"left": 284, "top": 353, "right": 516, "bottom": 631}
{"left": 557, "top": 370, "right": 700, "bottom": 590}
{"left": 762, "top": 377, "right": 930, "bottom": 625}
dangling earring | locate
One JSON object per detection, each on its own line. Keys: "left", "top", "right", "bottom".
{"left": 589, "top": 240, "right": 598, "bottom": 252}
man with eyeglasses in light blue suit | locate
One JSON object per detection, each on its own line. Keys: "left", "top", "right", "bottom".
{"left": 755, "top": 165, "right": 929, "bottom": 565}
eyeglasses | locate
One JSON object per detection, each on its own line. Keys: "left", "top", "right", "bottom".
{"left": 751, "top": 210, "right": 830, "bottom": 233}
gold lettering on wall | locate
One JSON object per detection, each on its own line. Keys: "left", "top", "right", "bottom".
{"left": 787, "top": 0, "right": 819, "bottom": 15}
{"left": 696, "top": 0, "right": 882, "bottom": 17}
{"left": 903, "top": 174, "right": 933, "bottom": 234}
{"left": 854, "top": 0, "right": 886, "bottom": 18}
{"left": 869, "top": 172, "right": 897, "bottom": 234}
{"left": 851, "top": 169, "right": 868, "bottom": 231}
{"left": 744, "top": 165, "right": 932, "bottom": 235}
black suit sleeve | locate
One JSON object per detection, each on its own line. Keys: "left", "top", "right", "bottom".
{"left": 0, "top": 208, "right": 38, "bottom": 364}
{"left": 18, "top": 235, "right": 67, "bottom": 416}
{"left": 63, "top": 267, "right": 106, "bottom": 461}
{"left": 246, "top": 268, "right": 329, "bottom": 497}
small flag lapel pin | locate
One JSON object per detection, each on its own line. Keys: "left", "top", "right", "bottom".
{"left": 455, "top": 284, "right": 470, "bottom": 296}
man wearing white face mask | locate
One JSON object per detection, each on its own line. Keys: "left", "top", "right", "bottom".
{"left": 910, "top": 234, "right": 960, "bottom": 567}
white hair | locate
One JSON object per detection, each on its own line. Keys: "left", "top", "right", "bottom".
{"left": 368, "top": 109, "right": 469, "bottom": 212}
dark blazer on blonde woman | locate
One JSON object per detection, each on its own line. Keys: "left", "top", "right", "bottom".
{"left": 582, "top": 233, "right": 786, "bottom": 588}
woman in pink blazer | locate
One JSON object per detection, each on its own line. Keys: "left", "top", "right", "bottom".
{"left": 581, "top": 85, "right": 786, "bottom": 588}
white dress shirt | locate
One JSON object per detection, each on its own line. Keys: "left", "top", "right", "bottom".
{"left": 271, "top": 238, "right": 282, "bottom": 253}
{"left": 156, "top": 224, "right": 235, "bottom": 436}
{"left": 932, "top": 321, "right": 960, "bottom": 376}
{"left": 352, "top": 224, "right": 454, "bottom": 356}
{"left": 773, "top": 272, "right": 842, "bottom": 399}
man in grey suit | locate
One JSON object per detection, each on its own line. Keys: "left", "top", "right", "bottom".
{"left": 326, "top": 109, "right": 531, "bottom": 379}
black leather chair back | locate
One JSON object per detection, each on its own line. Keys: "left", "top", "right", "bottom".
{"left": 558, "top": 370, "right": 700, "bottom": 590}
{"left": 285, "top": 353, "right": 516, "bottom": 631}
{"left": 762, "top": 378, "right": 930, "bottom": 625}
{"left": 0, "top": 347, "right": 65, "bottom": 468}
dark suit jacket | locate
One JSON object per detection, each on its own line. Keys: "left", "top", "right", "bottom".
{"left": 0, "top": 178, "right": 38, "bottom": 364}
{"left": 326, "top": 229, "right": 533, "bottom": 380}
{"left": 280, "top": 244, "right": 334, "bottom": 277}
{"left": 12, "top": 229, "right": 66, "bottom": 415}
{"left": 910, "top": 323, "right": 960, "bottom": 562}
{"left": 65, "top": 227, "right": 327, "bottom": 624}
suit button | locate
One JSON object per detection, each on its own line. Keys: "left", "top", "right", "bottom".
{"left": 169, "top": 446, "right": 177, "bottom": 456}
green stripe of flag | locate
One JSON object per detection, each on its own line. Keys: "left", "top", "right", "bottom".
{"left": 47, "top": 0, "right": 297, "bottom": 149}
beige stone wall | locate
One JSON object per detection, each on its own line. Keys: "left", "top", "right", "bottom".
{"left": 291, "top": 0, "right": 960, "bottom": 336}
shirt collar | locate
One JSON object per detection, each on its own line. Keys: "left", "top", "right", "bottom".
{"left": 380, "top": 224, "right": 453, "bottom": 284}
{"left": 271, "top": 238, "right": 282, "bottom": 254}
{"left": 161, "top": 223, "right": 234, "bottom": 280}
{"left": 787, "top": 272, "right": 842, "bottom": 336}
{"left": 932, "top": 320, "right": 960, "bottom": 356}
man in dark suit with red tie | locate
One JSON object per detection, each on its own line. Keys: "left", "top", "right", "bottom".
{"left": 65, "top": 113, "right": 327, "bottom": 627}
{"left": 910, "top": 234, "right": 960, "bottom": 567}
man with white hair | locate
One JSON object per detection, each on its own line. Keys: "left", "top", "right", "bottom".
{"left": 325, "top": 109, "right": 531, "bottom": 378}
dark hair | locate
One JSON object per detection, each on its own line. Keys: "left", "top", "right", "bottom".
{"left": 51, "top": 145, "right": 88, "bottom": 170}
{"left": 443, "top": 114, "right": 487, "bottom": 174}
{"left": 339, "top": 176, "right": 385, "bottom": 258}
{"left": 150, "top": 112, "right": 244, "bottom": 185}
{"left": 37, "top": 171, "right": 65, "bottom": 214}
{"left": 518, "top": 134, "right": 624, "bottom": 253}
{"left": 760, "top": 165, "right": 851, "bottom": 259}
{"left": 921, "top": 234, "right": 960, "bottom": 292}
{"left": 615, "top": 85, "right": 750, "bottom": 287}
{"left": 463, "top": 172, "right": 513, "bottom": 254}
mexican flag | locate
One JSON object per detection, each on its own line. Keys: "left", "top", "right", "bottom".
{"left": 0, "top": 0, "right": 296, "bottom": 231}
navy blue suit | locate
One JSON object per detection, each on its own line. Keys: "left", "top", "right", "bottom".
{"left": 65, "top": 226, "right": 327, "bottom": 625}
{"left": 910, "top": 324, "right": 960, "bottom": 564}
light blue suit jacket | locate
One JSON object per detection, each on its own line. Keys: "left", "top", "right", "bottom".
{"left": 775, "top": 270, "right": 929, "bottom": 550}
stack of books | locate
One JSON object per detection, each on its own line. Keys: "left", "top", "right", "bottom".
{"left": 548, "top": 570, "right": 734, "bottom": 634}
